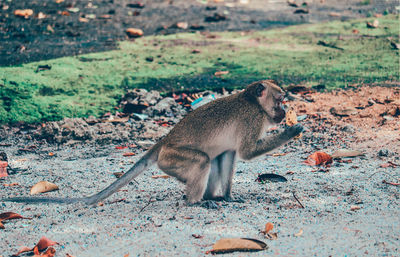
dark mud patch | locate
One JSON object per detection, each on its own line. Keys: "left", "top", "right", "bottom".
{"left": 1, "top": 0, "right": 397, "bottom": 66}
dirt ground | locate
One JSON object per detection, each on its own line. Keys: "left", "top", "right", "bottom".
{"left": 0, "top": 0, "right": 398, "bottom": 66}
{"left": 0, "top": 85, "right": 399, "bottom": 256}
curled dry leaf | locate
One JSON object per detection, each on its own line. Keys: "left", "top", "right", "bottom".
{"left": 151, "top": 175, "right": 170, "bottom": 179}
{"left": 285, "top": 107, "right": 302, "bottom": 139}
{"left": 30, "top": 181, "right": 59, "bottom": 195}
{"left": 0, "top": 212, "right": 31, "bottom": 229}
{"left": 115, "top": 146, "right": 128, "bottom": 150}
{"left": 214, "top": 71, "right": 229, "bottom": 76}
{"left": 126, "top": 28, "right": 144, "bottom": 37}
{"left": 211, "top": 238, "right": 267, "bottom": 253}
{"left": 366, "top": 19, "right": 379, "bottom": 28}
{"left": 294, "top": 229, "right": 303, "bottom": 237}
{"left": 14, "top": 236, "right": 58, "bottom": 256}
{"left": 331, "top": 149, "right": 364, "bottom": 159}
{"left": 0, "top": 161, "right": 8, "bottom": 178}
{"left": 304, "top": 152, "right": 333, "bottom": 166}
{"left": 350, "top": 205, "right": 361, "bottom": 211}
{"left": 14, "top": 9, "right": 33, "bottom": 18}
{"left": 265, "top": 222, "right": 274, "bottom": 233}
{"left": 33, "top": 247, "right": 56, "bottom": 257}
{"left": 123, "top": 152, "right": 135, "bottom": 156}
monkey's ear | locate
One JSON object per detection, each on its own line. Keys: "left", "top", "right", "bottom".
{"left": 256, "top": 83, "right": 266, "bottom": 97}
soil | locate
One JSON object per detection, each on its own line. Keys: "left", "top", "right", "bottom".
{"left": 1, "top": 0, "right": 398, "bottom": 66}
{"left": 0, "top": 85, "right": 399, "bottom": 256}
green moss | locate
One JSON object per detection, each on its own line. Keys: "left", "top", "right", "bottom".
{"left": 0, "top": 15, "right": 398, "bottom": 124}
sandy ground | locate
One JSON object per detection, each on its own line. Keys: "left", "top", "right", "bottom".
{"left": 0, "top": 85, "right": 399, "bottom": 256}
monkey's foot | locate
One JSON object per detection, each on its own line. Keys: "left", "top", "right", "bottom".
{"left": 224, "top": 196, "right": 245, "bottom": 203}
{"left": 200, "top": 200, "right": 221, "bottom": 209}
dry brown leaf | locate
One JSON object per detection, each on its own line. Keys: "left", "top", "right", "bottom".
{"left": 382, "top": 180, "right": 400, "bottom": 186}
{"left": 214, "top": 71, "right": 229, "bottom": 76}
{"left": 151, "top": 175, "right": 170, "bottom": 179}
{"left": 176, "top": 22, "right": 188, "bottom": 29}
{"left": 0, "top": 212, "right": 31, "bottom": 229}
{"left": 211, "top": 238, "right": 267, "bottom": 253}
{"left": 33, "top": 247, "right": 56, "bottom": 257}
{"left": 14, "top": 236, "right": 58, "bottom": 256}
{"left": 14, "top": 9, "right": 33, "bottom": 18}
{"left": 0, "top": 161, "right": 8, "bottom": 178}
{"left": 294, "top": 229, "right": 303, "bottom": 237}
{"left": 126, "top": 28, "right": 144, "bottom": 37}
{"left": 328, "top": 12, "right": 341, "bottom": 17}
{"left": 264, "top": 232, "right": 278, "bottom": 240}
{"left": 122, "top": 152, "right": 135, "bottom": 157}
{"left": 366, "top": 19, "right": 379, "bottom": 28}
{"left": 331, "top": 149, "right": 364, "bottom": 158}
{"left": 30, "top": 181, "right": 59, "bottom": 195}
{"left": 114, "top": 172, "right": 124, "bottom": 178}
{"left": 123, "top": 254, "right": 129, "bottom": 257}
{"left": 304, "top": 152, "right": 333, "bottom": 166}
{"left": 3, "top": 182, "right": 19, "bottom": 186}
{"left": 350, "top": 205, "right": 361, "bottom": 211}
{"left": 265, "top": 222, "right": 273, "bottom": 233}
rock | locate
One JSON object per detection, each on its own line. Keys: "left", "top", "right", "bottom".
{"left": 378, "top": 149, "right": 392, "bottom": 157}
{"left": 121, "top": 89, "right": 161, "bottom": 114}
{"left": 143, "top": 97, "right": 185, "bottom": 117}
{"left": 330, "top": 107, "right": 358, "bottom": 117}
{"left": 342, "top": 125, "right": 355, "bottom": 133}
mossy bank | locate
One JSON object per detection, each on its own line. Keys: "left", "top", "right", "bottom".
{"left": 0, "top": 15, "right": 398, "bottom": 124}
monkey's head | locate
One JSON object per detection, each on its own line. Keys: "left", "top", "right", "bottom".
{"left": 246, "top": 80, "right": 286, "bottom": 124}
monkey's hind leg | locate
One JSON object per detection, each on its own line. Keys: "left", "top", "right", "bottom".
{"left": 204, "top": 151, "right": 240, "bottom": 202}
{"left": 158, "top": 145, "right": 211, "bottom": 205}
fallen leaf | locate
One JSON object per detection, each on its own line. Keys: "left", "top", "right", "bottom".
{"left": 151, "top": 175, "right": 170, "bottom": 179}
{"left": 123, "top": 152, "right": 135, "bottom": 157}
{"left": 3, "top": 182, "right": 19, "bottom": 186}
{"left": 382, "top": 180, "right": 400, "bottom": 186}
{"left": 380, "top": 161, "right": 398, "bottom": 168}
{"left": 0, "top": 212, "right": 31, "bottom": 229}
{"left": 14, "top": 236, "right": 58, "bottom": 256}
{"left": 14, "top": 9, "right": 33, "bottom": 18}
{"left": 126, "top": 28, "right": 144, "bottom": 37}
{"left": 114, "top": 172, "right": 124, "bottom": 178}
{"left": 304, "top": 152, "right": 333, "bottom": 166}
{"left": 352, "top": 29, "right": 359, "bottom": 34}
{"left": 176, "top": 22, "right": 188, "bottom": 29}
{"left": 214, "top": 71, "right": 229, "bottom": 76}
{"left": 30, "top": 181, "right": 59, "bottom": 195}
{"left": 79, "top": 17, "right": 89, "bottom": 22}
{"left": 37, "top": 12, "right": 46, "bottom": 19}
{"left": 192, "top": 234, "right": 204, "bottom": 239}
{"left": 264, "top": 222, "right": 274, "bottom": 233}
{"left": 255, "top": 173, "right": 287, "bottom": 183}
{"left": 294, "top": 229, "right": 303, "bottom": 237}
{"left": 48, "top": 152, "right": 55, "bottom": 156}
{"left": 366, "top": 19, "right": 379, "bottom": 28}
{"left": 33, "top": 247, "right": 56, "bottom": 257}
{"left": 123, "top": 254, "right": 129, "bottom": 257}
{"left": 331, "top": 149, "right": 364, "bottom": 158}
{"left": 115, "top": 146, "right": 128, "bottom": 149}
{"left": 0, "top": 161, "right": 8, "bottom": 178}
{"left": 328, "top": 12, "right": 341, "bottom": 17}
{"left": 350, "top": 205, "right": 361, "bottom": 211}
{"left": 211, "top": 238, "right": 267, "bottom": 253}
{"left": 66, "top": 254, "right": 76, "bottom": 257}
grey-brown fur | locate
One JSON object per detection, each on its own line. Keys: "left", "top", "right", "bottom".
{"left": 2, "top": 80, "right": 303, "bottom": 206}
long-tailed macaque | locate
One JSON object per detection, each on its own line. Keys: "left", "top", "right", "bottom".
{"left": 2, "top": 80, "right": 303, "bottom": 206}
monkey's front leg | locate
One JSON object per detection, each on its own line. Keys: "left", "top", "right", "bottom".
{"left": 240, "top": 124, "right": 304, "bottom": 160}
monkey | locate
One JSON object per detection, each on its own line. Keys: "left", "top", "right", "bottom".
{"left": 1, "top": 80, "right": 303, "bottom": 206}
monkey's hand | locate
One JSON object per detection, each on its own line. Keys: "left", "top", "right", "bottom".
{"left": 283, "top": 124, "right": 304, "bottom": 139}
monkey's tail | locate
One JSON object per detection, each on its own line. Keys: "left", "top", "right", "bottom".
{"left": 1, "top": 144, "right": 161, "bottom": 205}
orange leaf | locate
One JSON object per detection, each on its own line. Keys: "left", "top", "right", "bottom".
{"left": 36, "top": 236, "right": 58, "bottom": 251}
{"left": 304, "top": 152, "right": 332, "bottom": 166}
{"left": 123, "top": 152, "right": 135, "bottom": 157}
{"left": 115, "top": 146, "right": 128, "bottom": 150}
{"left": 151, "top": 175, "right": 170, "bottom": 179}
{"left": 3, "top": 182, "right": 19, "bottom": 186}
{"left": 41, "top": 247, "right": 56, "bottom": 257}
{"left": 214, "top": 71, "right": 229, "bottom": 76}
{"left": 265, "top": 222, "right": 274, "bottom": 233}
